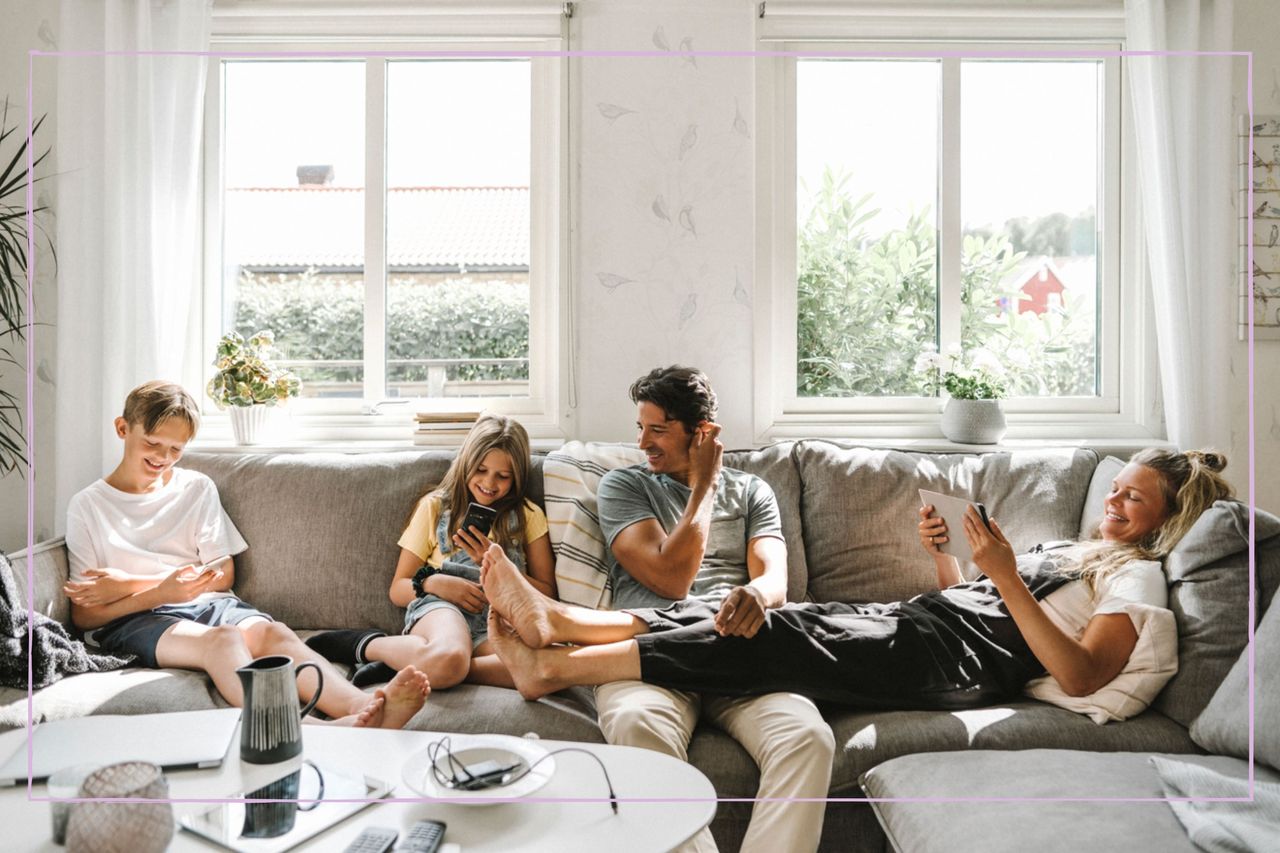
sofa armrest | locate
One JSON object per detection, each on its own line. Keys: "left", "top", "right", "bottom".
{"left": 4, "top": 537, "right": 71, "bottom": 628}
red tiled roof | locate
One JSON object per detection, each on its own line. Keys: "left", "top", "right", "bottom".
{"left": 224, "top": 186, "right": 529, "bottom": 270}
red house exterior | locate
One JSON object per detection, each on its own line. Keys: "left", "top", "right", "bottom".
{"left": 1008, "top": 261, "right": 1067, "bottom": 315}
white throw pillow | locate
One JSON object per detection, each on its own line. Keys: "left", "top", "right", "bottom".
{"left": 1024, "top": 602, "right": 1179, "bottom": 724}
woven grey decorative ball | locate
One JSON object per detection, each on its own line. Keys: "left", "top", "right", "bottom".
{"left": 65, "top": 761, "right": 174, "bottom": 853}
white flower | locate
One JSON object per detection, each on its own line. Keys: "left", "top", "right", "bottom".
{"left": 913, "top": 350, "right": 944, "bottom": 374}
{"left": 944, "top": 342, "right": 963, "bottom": 357}
{"left": 970, "top": 348, "right": 1005, "bottom": 374}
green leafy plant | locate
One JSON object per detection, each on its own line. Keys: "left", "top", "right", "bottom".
{"left": 914, "top": 346, "right": 1009, "bottom": 400}
{"left": 231, "top": 270, "right": 531, "bottom": 384}
{"left": 796, "top": 166, "right": 1096, "bottom": 398}
{"left": 0, "top": 100, "right": 51, "bottom": 474}
{"left": 207, "top": 330, "right": 301, "bottom": 408}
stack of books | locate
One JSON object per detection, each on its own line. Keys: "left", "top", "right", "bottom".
{"left": 413, "top": 411, "right": 480, "bottom": 445}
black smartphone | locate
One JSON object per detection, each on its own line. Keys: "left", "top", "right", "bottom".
{"left": 460, "top": 502, "right": 499, "bottom": 536}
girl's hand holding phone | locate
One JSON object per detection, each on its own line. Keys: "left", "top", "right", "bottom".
{"left": 452, "top": 525, "right": 495, "bottom": 564}
{"left": 429, "top": 574, "right": 488, "bottom": 613}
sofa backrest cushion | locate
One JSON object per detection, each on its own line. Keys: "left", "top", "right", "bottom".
{"left": 794, "top": 442, "right": 1098, "bottom": 604}
{"left": 1189, "top": 576, "right": 1280, "bottom": 770}
{"left": 723, "top": 442, "right": 807, "bottom": 603}
{"left": 182, "top": 451, "right": 546, "bottom": 633}
{"left": 1152, "top": 500, "right": 1280, "bottom": 727}
{"left": 1078, "top": 455, "right": 1125, "bottom": 539}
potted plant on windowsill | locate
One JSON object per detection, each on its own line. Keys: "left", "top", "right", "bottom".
{"left": 915, "top": 345, "right": 1009, "bottom": 444}
{"left": 207, "top": 331, "right": 301, "bottom": 445}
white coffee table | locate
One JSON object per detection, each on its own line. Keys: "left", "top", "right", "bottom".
{"left": 0, "top": 722, "right": 717, "bottom": 852}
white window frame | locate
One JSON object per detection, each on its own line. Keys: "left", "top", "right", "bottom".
{"left": 753, "top": 26, "right": 1160, "bottom": 443}
{"left": 201, "top": 16, "right": 568, "bottom": 444}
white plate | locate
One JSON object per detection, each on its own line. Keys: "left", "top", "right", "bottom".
{"left": 400, "top": 734, "right": 555, "bottom": 804}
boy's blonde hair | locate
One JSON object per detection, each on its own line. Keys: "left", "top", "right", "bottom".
{"left": 433, "top": 413, "right": 533, "bottom": 550}
{"left": 121, "top": 381, "right": 201, "bottom": 438}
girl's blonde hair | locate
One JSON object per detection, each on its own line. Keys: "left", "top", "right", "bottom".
{"left": 433, "top": 413, "right": 533, "bottom": 551}
{"left": 1065, "top": 449, "right": 1234, "bottom": 593}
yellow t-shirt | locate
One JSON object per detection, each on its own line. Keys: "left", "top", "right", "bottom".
{"left": 397, "top": 495, "right": 549, "bottom": 567}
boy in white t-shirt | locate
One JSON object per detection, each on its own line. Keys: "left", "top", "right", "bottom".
{"left": 63, "top": 380, "right": 429, "bottom": 728}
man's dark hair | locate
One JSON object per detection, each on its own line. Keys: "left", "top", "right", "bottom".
{"left": 628, "top": 366, "right": 718, "bottom": 434}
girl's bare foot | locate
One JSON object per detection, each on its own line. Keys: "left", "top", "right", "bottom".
{"left": 352, "top": 694, "right": 384, "bottom": 728}
{"left": 487, "top": 610, "right": 557, "bottom": 700}
{"left": 480, "top": 543, "right": 558, "bottom": 648}
{"left": 351, "top": 666, "right": 431, "bottom": 729}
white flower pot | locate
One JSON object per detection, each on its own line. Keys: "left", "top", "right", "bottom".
{"left": 940, "top": 398, "right": 1007, "bottom": 444}
{"left": 229, "top": 404, "right": 272, "bottom": 445}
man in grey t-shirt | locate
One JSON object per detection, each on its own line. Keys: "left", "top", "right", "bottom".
{"left": 591, "top": 366, "right": 833, "bottom": 853}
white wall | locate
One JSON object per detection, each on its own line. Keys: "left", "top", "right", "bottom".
{"left": 1233, "top": 0, "right": 1280, "bottom": 517}
{"left": 0, "top": 0, "right": 58, "bottom": 553}
{"left": 572, "top": 0, "right": 756, "bottom": 445}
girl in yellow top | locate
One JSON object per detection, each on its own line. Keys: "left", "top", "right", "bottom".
{"left": 308, "top": 414, "right": 555, "bottom": 689}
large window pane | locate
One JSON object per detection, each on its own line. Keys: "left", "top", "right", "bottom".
{"left": 796, "top": 59, "right": 940, "bottom": 397}
{"left": 385, "top": 60, "right": 532, "bottom": 399}
{"left": 960, "top": 60, "right": 1100, "bottom": 397}
{"left": 221, "top": 61, "right": 365, "bottom": 398}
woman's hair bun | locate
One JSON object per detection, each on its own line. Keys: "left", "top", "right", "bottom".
{"left": 1189, "top": 450, "right": 1227, "bottom": 472}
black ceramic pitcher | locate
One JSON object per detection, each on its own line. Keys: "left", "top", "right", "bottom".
{"left": 236, "top": 655, "right": 323, "bottom": 764}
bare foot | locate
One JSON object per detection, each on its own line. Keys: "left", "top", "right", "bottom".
{"left": 351, "top": 694, "right": 384, "bottom": 728}
{"left": 487, "top": 610, "right": 556, "bottom": 700}
{"left": 379, "top": 666, "right": 431, "bottom": 729}
{"left": 480, "top": 543, "right": 558, "bottom": 648}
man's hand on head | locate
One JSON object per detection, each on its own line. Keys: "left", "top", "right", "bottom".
{"left": 714, "top": 585, "right": 767, "bottom": 638}
{"left": 687, "top": 421, "right": 723, "bottom": 491}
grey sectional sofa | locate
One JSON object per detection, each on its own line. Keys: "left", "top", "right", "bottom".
{"left": 5, "top": 441, "right": 1277, "bottom": 853}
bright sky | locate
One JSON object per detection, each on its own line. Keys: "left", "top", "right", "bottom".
{"left": 223, "top": 59, "right": 531, "bottom": 188}
{"left": 223, "top": 57, "right": 1096, "bottom": 228}
{"left": 797, "top": 59, "right": 1099, "bottom": 231}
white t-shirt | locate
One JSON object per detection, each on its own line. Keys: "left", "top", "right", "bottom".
{"left": 65, "top": 467, "right": 248, "bottom": 606}
{"left": 1038, "top": 558, "right": 1167, "bottom": 636}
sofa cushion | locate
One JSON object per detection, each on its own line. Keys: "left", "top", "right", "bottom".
{"left": 794, "top": 443, "right": 1098, "bottom": 604}
{"left": 181, "top": 451, "right": 464, "bottom": 633}
{"left": 824, "top": 700, "right": 1196, "bottom": 796}
{"left": 1190, "top": 575, "right": 1280, "bottom": 770}
{"left": 0, "top": 668, "right": 220, "bottom": 729}
{"left": 724, "top": 442, "right": 807, "bottom": 603}
{"left": 859, "top": 750, "right": 1277, "bottom": 853}
{"left": 1153, "top": 501, "right": 1280, "bottom": 727}
{"left": 1078, "top": 454, "right": 1125, "bottom": 538}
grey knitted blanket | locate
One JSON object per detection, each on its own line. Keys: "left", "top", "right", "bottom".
{"left": 1153, "top": 756, "right": 1280, "bottom": 853}
{"left": 0, "top": 552, "right": 133, "bottom": 689}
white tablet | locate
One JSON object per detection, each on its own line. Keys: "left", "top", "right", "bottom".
{"left": 918, "top": 488, "right": 991, "bottom": 565}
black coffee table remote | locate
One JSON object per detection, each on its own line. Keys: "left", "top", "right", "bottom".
{"left": 343, "top": 826, "right": 398, "bottom": 853}
{"left": 397, "top": 819, "right": 447, "bottom": 853}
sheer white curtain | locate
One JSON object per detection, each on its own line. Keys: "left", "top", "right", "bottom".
{"left": 54, "top": 0, "right": 211, "bottom": 529}
{"left": 1126, "top": 0, "right": 1235, "bottom": 449}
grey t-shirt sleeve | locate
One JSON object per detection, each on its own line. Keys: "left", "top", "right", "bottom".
{"left": 598, "top": 467, "right": 659, "bottom": 549}
{"left": 745, "top": 477, "right": 784, "bottom": 541}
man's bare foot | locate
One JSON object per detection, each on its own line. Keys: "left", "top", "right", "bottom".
{"left": 481, "top": 543, "right": 558, "bottom": 648}
{"left": 352, "top": 666, "right": 430, "bottom": 729}
{"left": 487, "top": 610, "right": 557, "bottom": 700}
